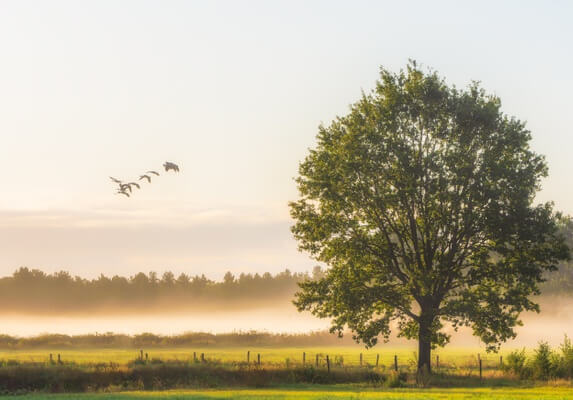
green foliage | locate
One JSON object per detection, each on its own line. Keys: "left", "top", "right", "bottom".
{"left": 557, "top": 335, "right": 573, "bottom": 377}
{"left": 5, "top": 344, "right": 573, "bottom": 395}
{"left": 530, "top": 342, "right": 556, "bottom": 380}
{"left": 503, "top": 349, "right": 529, "bottom": 378}
{"left": 502, "top": 338, "right": 573, "bottom": 380}
{"left": 384, "top": 371, "right": 406, "bottom": 388}
{"left": 0, "top": 362, "right": 384, "bottom": 394}
{"left": 290, "top": 61, "right": 570, "bottom": 370}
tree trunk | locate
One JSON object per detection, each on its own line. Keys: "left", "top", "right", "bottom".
{"left": 418, "top": 316, "right": 432, "bottom": 374}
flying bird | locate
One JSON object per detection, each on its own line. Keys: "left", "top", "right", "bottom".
{"left": 139, "top": 174, "right": 151, "bottom": 183}
{"left": 163, "top": 162, "right": 180, "bottom": 172}
{"left": 111, "top": 163, "right": 179, "bottom": 198}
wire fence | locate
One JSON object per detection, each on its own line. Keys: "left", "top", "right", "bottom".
{"left": 1, "top": 349, "right": 509, "bottom": 380}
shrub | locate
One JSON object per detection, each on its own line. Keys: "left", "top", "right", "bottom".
{"left": 503, "top": 348, "right": 530, "bottom": 378}
{"left": 530, "top": 341, "right": 557, "bottom": 380}
{"left": 385, "top": 371, "right": 406, "bottom": 388}
{"left": 554, "top": 335, "right": 573, "bottom": 378}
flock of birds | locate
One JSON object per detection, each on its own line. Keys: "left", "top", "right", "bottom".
{"left": 110, "top": 161, "right": 180, "bottom": 197}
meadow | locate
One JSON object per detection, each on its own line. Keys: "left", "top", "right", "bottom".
{"left": 3, "top": 344, "right": 573, "bottom": 397}
{"left": 3, "top": 386, "right": 573, "bottom": 400}
{"left": 0, "top": 346, "right": 503, "bottom": 372}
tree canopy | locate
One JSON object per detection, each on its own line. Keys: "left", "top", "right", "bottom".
{"left": 0, "top": 267, "right": 310, "bottom": 313}
{"left": 289, "top": 62, "right": 570, "bottom": 372}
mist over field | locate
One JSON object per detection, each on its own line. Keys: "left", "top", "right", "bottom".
{"left": 2, "top": 276, "right": 571, "bottom": 349}
{"left": 2, "top": 242, "right": 573, "bottom": 348}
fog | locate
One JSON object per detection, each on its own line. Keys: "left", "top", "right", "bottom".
{"left": 0, "top": 305, "right": 329, "bottom": 337}
{"left": 2, "top": 296, "right": 572, "bottom": 349}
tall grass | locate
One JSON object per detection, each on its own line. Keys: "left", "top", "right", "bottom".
{"left": 2, "top": 339, "right": 573, "bottom": 394}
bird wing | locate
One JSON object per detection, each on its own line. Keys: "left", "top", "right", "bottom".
{"left": 110, "top": 176, "right": 122, "bottom": 183}
{"left": 163, "top": 162, "right": 179, "bottom": 172}
{"left": 129, "top": 182, "right": 141, "bottom": 189}
{"left": 139, "top": 175, "right": 151, "bottom": 182}
{"left": 147, "top": 170, "right": 160, "bottom": 176}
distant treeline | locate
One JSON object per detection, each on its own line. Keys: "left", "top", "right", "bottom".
{"left": 0, "top": 218, "right": 572, "bottom": 314}
{"left": 0, "top": 330, "right": 356, "bottom": 349}
{"left": 0, "top": 267, "right": 323, "bottom": 313}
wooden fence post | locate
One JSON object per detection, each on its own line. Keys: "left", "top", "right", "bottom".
{"left": 201, "top": 353, "right": 205, "bottom": 362}
{"left": 57, "top": 354, "right": 62, "bottom": 364}
{"left": 257, "top": 353, "right": 261, "bottom": 366}
{"left": 479, "top": 358, "right": 483, "bottom": 380}
{"left": 247, "top": 351, "right": 250, "bottom": 364}
{"left": 376, "top": 354, "right": 379, "bottom": 367}
{"left": 316, "top": 354, "right": 319, "bottom": 367}
{"left": 500, "top": 355, "right": 503, "bottom": 368}
{"left": 436, "top": 355, "right": 439, "bottom": 371}
{"left": 49, "top": 354, "right": 53, "bottom": 364}
{"left": 140, "top": 349, "right": 143, "bottom": 361}
{"left": 193, "top": 352, "right": 197, "bottom": 362}
{"left": 360, "top": 353, "right": 363, "bottom": 366}
{"left": 303, "top": 352, "right": 306, "bottom": 366}
{"left": 145, "top": 353, "right": 148, "bottom": 362}
{"left": 394, "top": 355, "right": 398, "bottom": 372}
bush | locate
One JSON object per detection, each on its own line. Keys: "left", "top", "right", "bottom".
{"left": 553, "top": 335, "right": 573, "bottom": 378}
{"left": 530, "top": 341, "right": 557, "bottom": 380}
{"left": 385, "top": 371, "right": 406, "bottom": 388}
{"left": 503, "top": 349, "right": 530, "bottom": 378}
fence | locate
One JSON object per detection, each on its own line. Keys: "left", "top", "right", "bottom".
{"left": 2, "top": 350, "right": 506, "bottom": 380}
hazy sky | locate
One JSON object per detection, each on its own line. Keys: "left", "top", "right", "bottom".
{"left": 0, "top": 0, "right": 571, "bottom": 279}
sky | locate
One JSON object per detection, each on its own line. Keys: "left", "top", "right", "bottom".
{"left": 0, "top": 0, "right": 571, "bottom": 279}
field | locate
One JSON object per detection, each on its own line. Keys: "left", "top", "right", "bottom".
{"left": 2, "top": 346, "right": 573, "bottom": 398}
{"left": 0, "top": 347, "right": 504, "bottom": 371}
{"left": 3, "top": 386, "right": 573, "bottom": 399}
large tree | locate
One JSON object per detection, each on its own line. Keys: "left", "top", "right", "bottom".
{"left": 289, "top": 62, "right": 569, "bottom": 373}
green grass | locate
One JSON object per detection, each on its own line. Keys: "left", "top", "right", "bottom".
{"left": 3, "top": 386, "right": 573, "bottom": 399}
{"left": 2, "top": 347, "right": 558, "bottom": 397}
{"left": 0, "top": 347, "right": 503, "bottom": 369}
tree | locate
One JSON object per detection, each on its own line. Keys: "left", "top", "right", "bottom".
{"left": 289, "top": 62, "right": 569, "bottom": 373}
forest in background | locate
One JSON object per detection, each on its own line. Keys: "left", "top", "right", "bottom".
{"left": 0, "top": 330, "right": 359, "bottom": 349}
{"left": 1, "top": 218, "right": 571, "bottom": 314}
{"left": 0, "top": 267, "right": 318, "bottom": 313}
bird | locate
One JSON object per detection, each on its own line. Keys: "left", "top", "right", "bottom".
{"left": 139, "top": 174, "right": 151, "bottom": 183}
{"left": 163, "top": 162, "right": 179, "bottom": 172}
{"left": 110, "top": 163, "right": 180, "bottom": 198}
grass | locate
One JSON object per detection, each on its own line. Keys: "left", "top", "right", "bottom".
{"left": 0, "top": 346, "right": 504, "bottom": 369}
{"left": 2, "top": 346, "right": 568, "bottom": 397}
{"left": 2, "top": 386, "right": 573, "bottom": 399}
